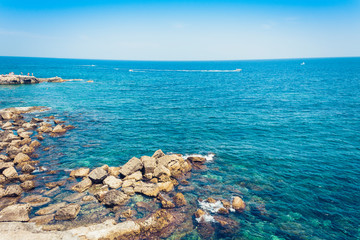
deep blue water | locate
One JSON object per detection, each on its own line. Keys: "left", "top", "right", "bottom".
{"left": 1, "top": 56, "right": 360, "bottom": 239}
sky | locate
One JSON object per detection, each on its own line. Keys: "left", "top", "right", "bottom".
{"left": 0, "top": 0, "right": 359, "bottom": 60}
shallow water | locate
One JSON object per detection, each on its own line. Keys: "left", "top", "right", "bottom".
{"left": 1, "top": 56, "right": 360, "bottom": 239}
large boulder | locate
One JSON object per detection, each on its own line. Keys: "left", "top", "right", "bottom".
{"left": 119, "top": 157, "right": 143, "bottom": 177}
{"left": 70, "top": 168, "right": 90, "bottom": 178}
{"left": 141, "top": 156, "right": 157, "bottom": 175}
{"left": 103, "top": 176, "right": 122, "bottom": 189}
{"left": 36, "top": 202, "right": 67, "bottom": 215}
{"left": 4, "top": 184, "right": 23, "bottom": 197}
{"left": 52, "top": 125, "right": 66, "bottom": 134}
{"left": 173, "top": 193, "right": 187, "bottom": 207}
{"left": 102, "top": 190, "right": 130, "bottom": 207}
{"left": 20, "top": 180, "right": 35, "bottom": 191}
{"left": 14, "top": 153, "right": 30, "bottom": 165}
{"left": 134, "top": 182, "right": 160, "bottom": 197}
{"left": 55, "top": 203, "right": 81, "bottom": 220}
{"left": 124, "top": 171, "right": 142, "bottom": 181}
{"left": 71, "top": 177, "right": 92, "bottom": 193}
{"left": 152, "top": 149, "right": 165, "bottom": 159}
{"left": 232, "top": 196, "right": 246, "bottom": 212}
{"left": 0, "top": 162, "right": 13, "bottom": 171}
{"left": 88, "top": 167, "right": 107, "bottom": 183}
{"left": 0, "top": 204, "right": 31, "bottom": 222}
{"left": 3, "top": 167, "right": 18, "bottom": 180}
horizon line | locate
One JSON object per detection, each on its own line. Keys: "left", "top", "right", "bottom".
{"left": 1, "top": 55, "right": 359, "bottom": 62}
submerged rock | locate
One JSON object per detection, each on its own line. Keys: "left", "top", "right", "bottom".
{"left": 36, "top": 202, "right": 67, "bottom": 215}
{"left": 20, "top": 195, "right": 51, "bottom": 207}
{"left": 102, "top": 190, "right": 130, "bottom": 207}
{"left": 173, "top": 193, "right": 187, "bottom": 207}
{"left": 232, "top": 196, "right": 246, "bottom": 212}
{"left": 20, "top": 180, "right": 35, "bottom": 191}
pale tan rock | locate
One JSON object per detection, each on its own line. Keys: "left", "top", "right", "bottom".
{"left": 108, "top": 166, "right": 121, "bottom": 176}
{"left": 14, "top": 152, "right": 30, "bottom": 164}
{"left": 55, "top": 203, "right": 80, "bottom": 220}
{"left": 0, "top": 204, "right": 31, "bottom": 222}
{"left": 29, "top": 214, "right": 54, "bottom": 225}
{"left": 141, "top": 156, "right": 157, "bottom": 175}
{"left": 71, "top": 177, "right": 92, "bottom": 193}
{"left": 122, "top": 179, "right": 135, "bottom": 188}
{"left": 232, "top": 196, "right": 246, "bottom": 211}
{"left": 70, "top": 167, "right": 90, "bottom": 178}
{"left": 134, "top": 182, "right": 160, "bottom": 197}
{"left": 119, "top": 157, "right": 143, "bottom": 176}
{"left": 158, "top": 181, "right": 174, "bottom": 192}
{"left": 20, "top": 195, "right": 51, "bottom": 207}
{"left": 3, "top": 167, "right": 18, "bottom": 179}
{"left": 29, "top": 140, "right": 41, "bottom": 148}
{"left": 20, "top": 180, "right": 35, "bottom": 191}
{"left": 173, "top": 193, "right": 187, "bottom": 207}
{"left": 36, "top": 202, "right": 67, "bottom": 215}
{"left": 124, "top": 171, "right": 142, "bottom": 181}
{"left": 5, "top": 185, "right": 23, "bottom": 197}
{"left": 0, "top": 162, "right": 14, "bottom": 171}
{"left": 88, "top": 167, "right": 107, "bottom": 183}
{"left": 102, "top": 190, "right": 130, "bottom": 207}
{"left": 152, "top": 149, "right": 165, "bottom": 159}
{"left": 52, "top": 125, "right": 66, "bottom": 133}
{"left": 103, "top": 176, "right": 122, "bottom": 189}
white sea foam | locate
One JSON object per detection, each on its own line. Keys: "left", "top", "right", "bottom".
{"left": 195, "top": 213, "right": 216, "bottom": 223}
{"left": 198, "top": 200, "right": 224, "bottom": 213}
{"left": 182, "top": 153, "right": 215, "bottom": 162}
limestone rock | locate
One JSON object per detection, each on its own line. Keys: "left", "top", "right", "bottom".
{"left": 103, "top": 176, "right": 122, "bottom": 189}
{"left": 0, "top": 162, "right": 13, "bottom": 171}
{"left": 102, "top": 190, "right": 130, "bottom": 207}
{"left": 71, "top": 177, "right": 92, "bottom": 193}
{"left": 29, "top": 214, "right": 54, "bottom": 225}
{"left": 55, "top": 203, "right": 80, "bottom": 220}
{"left": 0, "top": 155, "right": 10, "bottom": 162}
{"left": 232, "top": 196, "right": 246, "bottom": 212}
{"left": 134, "top": 182, "right": 160, "bottom": 197}
{"left": 88, "top": 167, "right": 107, "bottom": 183}
{"left": 70, "top": 167, "right": 90, "bottom": 178}
{"left": 161, "top": 200, "right": 175, "bottom": 209}
{"left": 29, "top": 140, "right": 41, "bottom": 148}
{"left": 3, "top": 167, "right": 18, "bottom": 180}
{"left": 124, "top": 171, "right": 142, "bottom": 181}
{"left": 173, "top": 193, "right": 187, "bottom": 207}
{"left": 152, "top": 149, "right": 165, "bottom": 159}
{"left": 141, "top": 156, "right": 157, "bottom": 175}
{"left": 107, "top": 167, "right": 121, "bottom": 177}
{"left": 14, "top": 152, "right": 30, "bottom": 164}
{"left": 119, "top": 157, "right": 143, "bottom": 177}
{"left": 194, "top": 209, "right": 206, "bottom": 218}
{"left": 122, "top": 179, "right": 135, "bottom": 188}
{"left": 5, "top": 185, "right": 23, "bottom": 197}
{"left": 19, "top": 174, "right": 36, "bottom": 182}
{"left": 21, "top": 163, "right": 35, "bottom": 173}
{"left": 187, "top": 156, "right": 206, "bottom": 164}
{"left": 20, "top": 180, "right": 35, "bottom": 191}
{"left": 158, "top": 181, "right": 174, "bottom": 192}
{"left": 52, "top": 125, "right": 66, "bottom": 134}
{"left": 20, "top": 195, "right": 51, "bottom": 207}
{"left": 0, "top": 204, "right": 31, "bottom": 222}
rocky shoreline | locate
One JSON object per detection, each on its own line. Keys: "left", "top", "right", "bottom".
{"left": 0, "top": 74, "right": 69, "bottom": 85}
{"left": 0, "top": 107, "right": 247, "bottom": 239}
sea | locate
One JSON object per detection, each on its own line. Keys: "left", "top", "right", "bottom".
{"left": 0, "top": 56, "right": 359, "bottom": 239}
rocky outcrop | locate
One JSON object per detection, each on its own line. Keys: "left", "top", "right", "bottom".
{"left": 102, "top": 190, "right": 129, "bottom": 207}
{"left": 54, "top": 203, "right": 80, "bottom": 220}
{"left": 71, "top": 177, "right": 92, "bottom": 192}
{"left": 88, "top": 167, "right": 107, "bottom": 183}
{"left": 0, "top": 75, "right": 68, "bottom": 85}
{"left": 119, "top": 157, "right": 143, "bottom": 177}
{"left": 70, "top": 167, "right": 90, "bottom": 178}
{"left": 232, "top": 196, "right": 246, "bottom": 212}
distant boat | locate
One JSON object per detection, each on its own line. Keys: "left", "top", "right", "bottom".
{"left": 300, "top": 62, "right": 305, "bottom": 65}
{"left": 129, "top": 69, "right": 134, "bottom": 72}
{"left": 235, "top": 69, "right": 242, "bottom": 72}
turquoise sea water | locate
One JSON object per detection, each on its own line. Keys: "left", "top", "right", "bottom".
{"left": 1, "top": 56, "right": 360, "bottom": 239}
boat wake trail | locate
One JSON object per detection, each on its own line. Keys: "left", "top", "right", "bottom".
{"left": 129, "top": 69, "right": 242, "bottom": 73}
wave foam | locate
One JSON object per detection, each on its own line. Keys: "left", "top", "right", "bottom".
{"left": 198, "top": 199, "right": 224, "bottom": 213}
{"left": 195, "top": 212, "right": 216, "bottom": 223}
{"left": 129, "top": 69, "right": 241, "bottom": 73}
{"left": 183, "top": 153, "right": 215, "bottom": 162}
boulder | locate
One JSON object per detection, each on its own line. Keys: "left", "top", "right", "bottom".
{"left": 0, "top": 162, "right": 14, "bottom": 171}
{"left": 70, "top": 167, "right": 90, "bottom": 178}
{"left": 173, "top": 193, "right": 187, "bottom": 207}
{"left": 0, "top": 155, "right": 10, "bottom": 162}
{"left": 232, "top": 196, "right": 246, "bottom": 212}
{"left": 19, "top": 174, "right": 36, "bottom": 182}
{"left": 187, "top": 156, "right": 206, "bottom": 164}
{"left": 103, "top": 176, "right": 122, "bottom": 189}
{"left": 71, "top": 177, "right": 92, "bottom": 193}
{"left": 20, "top": 195, "right": 51, "bottom": 207}
{"left": 21, "top": 164, "right": 35, "bottom": 173}
{"left": 3, "top": 167, "right": 18, "bottom": 179}
{"left": 107, "top": 167, "right": 121, "bottom": 177}
{"left": 20, "top": 145, "right": 35, "bottom": 155}
{"left": 122, "top": 179, "right": 135, "bottom": 188}
{"left": 0, "top": 111, "right": 13, "bottom": 120}
{"left": 0, "top": 204, "right": 31, "bottom": 222}
{"left": 52, "top": 125, "right": 66, "bottom": 134}
{"left": 217, "top": 207, "right": 229, "bottom": 215}
{"left": 29, "top": 214, "right": 54, "bottom": 225}
{"left": 152, "top": 149, "right": 165, "bottom": 159}
{"left": 29, "top": 140, "right": 41, "bottom": 148}
{"left": 141, "top": 156, "right": 157, "bottom": 175}
{"left": 161, "top": 200, "right": 175, "bottom": 209}
{"left": 119, "top": 157, "right": 143, "bottom": 177}
{"left": 134, "top": 182, "right": 160, "bottom": 197}
{"left": 1, "top": 122, "right": 13, "bottom": 130}
{"left": 153, "top": 165, "right": 171, "bottom": 182}
{"left": 158, "top": 181, "right": 174, "bottom": 192}
{"left": 194, "top": 209, "right": 206, "bottom": 219}
{"left": 54, "top": 203, "right": 81, "bottom": 220}
{"left": 14, "top": 152, "right": 30, "bottom": 164}
{"left": 88, "top": 167, "right": 107, "bottom": 183}
{"left": 102, "top": 190, "right": 130, "bottom": 207}
{"left": 20, "top": 180, "right": 35, "bottom": 191}
{"left": 4, "top": 185, "right": 23, "bottom": 197}
{"left": 124, "top": 171, "right": 142, "bottom": 181}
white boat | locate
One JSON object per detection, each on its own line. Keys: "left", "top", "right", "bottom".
{"left": 129, "top": 69, "right": 134, "bottom": 72}
{"left": 235, "top": 69, "right": 242, "bottom": 72}
{"left": 300, "top": 62, "right": 305, "bottom": 65}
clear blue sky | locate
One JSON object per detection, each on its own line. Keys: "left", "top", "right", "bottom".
{"left": 0, "top": 0, "right": 359, "bottom": 60}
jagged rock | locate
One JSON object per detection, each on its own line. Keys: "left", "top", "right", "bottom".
{"left": 124, "top": 171, "right": 142, "bottom": 181}
{"left": 107, "top": 167, "right": 121, "bottom": 176}
{"left": 14, "top": 152, "right": 30, "bottom": 164}
{"left": 4, "top": 185, "right": 23, "bottom": 197}
{"left": 0, "top": 175, "right": 5, "bottom": 184}
{"left": 102, "top": 190, "right": 130, "bottom": 207}
{"left": 6, "top": 146, "right": 21, "bottom": 158}
{"left": 119, "top": 157, "right": 143, "bottom": 177}
{"left": 0, "top": 162, "right": 14, "bottom": 171}
{"left": 161, "top": 200, "right": 175, "bottom": 209}
{"left": 55, "top": 203, "right": 80, "bottom": 220}
{"left": 70, "top": 167, "right": 90, "bottom": 178}
{"left": 0, "top": 204, "right": 31, "bottom": 222}
{"left": 20, "top": 180, "right": 35, "bottom": 191}
{"left": 3, "top": 167, "right": 18, "bottom": 179}
{"left": 152, "top": 149, "right": 165, "bottom": 159}
{"left": 19, "top": 137, "right": 32, "bottom": 146}
{"left": 217, "top": 208, "right": 229, "bottom": 215}
{"left": 134, "top": 182, "right": 160, "bottom": 197}
{"left": 20, "top": 145, "right": 35, "bottom": 155}
{"left": 103, "top": 176, "right": 122, "bottom": 189}
{"left": 2, "top": 122, "right": 13, "bottom": 130}
{"left": 36, "top": 202, "right": 67, "bottom": 215}
{"left": 52, "top": 125, "right": 66, "bottom": 134}
{"left": 187, "top": 156, "right": 206, "bottom": 164}
{"left": 141, "top": 156, "right": 157, "bottom": 175}
{"left": 221, "top": 199, "right": 231, "bottom": 209}
{"left": 158, "top": 181, "right": 174, "bottom": 192}
{"left": 206, "top": 197, "right": 217, "bottom": 203}
{"left": 153, "top": 165, "right": 171, "bottom": 182}
{"left": 122, "top": 187, "right": 135, "bottom": 196}
{"left": 92, "top": 185, "right": 109, "bottom": 201}
{"left": 45, "top": 180, "right": 66, "bottom": 189}
{"left": 82, "top": 196, "right": 96, "bottom": 202}
{"left": 37, "top": 126, "right": 52, "bottom": 133}
{"left": 173, "top": 193, "right": 187, "bottom": 207}
{"left": 29, "top": 140, "right": 41, "bottom": 148}
{"left": 21, "top": 164, "right": 35, "bottom": 173}
{"left": 0, "top": 111, "right": 13, "bottom": 120}
{"left": 122, "top": 179, "right": 135, "bottom": 188}
{"left": 194, "top": 209, "right": 206, "bottom": 218}
{"left": 19, "top": 132, "right": 32, "bottom": 139}
{"left": 139, "top": 209, "right": 175, "bottom": 234}
{"left": 20, "top": 195, "right": 51, "bottom": 207}
{"left": 71, "top": 177, "right": 92, "bottom": 192}
{"left": 0, "top": 155, "right": 10, "bottom": 162}
{"left": 88, "top": 167, "right": 107, "bottom": 183}
{"left": 232, "top": 196, "right": 246, "bottom": 212}
{"left": 36, "top": 134, "right": 45, "bottom": 141}
{"left": 19, "top": 174, "right": 36, "bottom": 182}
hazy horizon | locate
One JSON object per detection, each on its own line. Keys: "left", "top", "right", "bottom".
{"left": 1, "top": 0, "right": 359, "bottom": 60}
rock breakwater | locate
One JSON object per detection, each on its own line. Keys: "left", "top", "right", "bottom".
{"left": 0, "top": 74, "right": 68, "bottom": 85}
